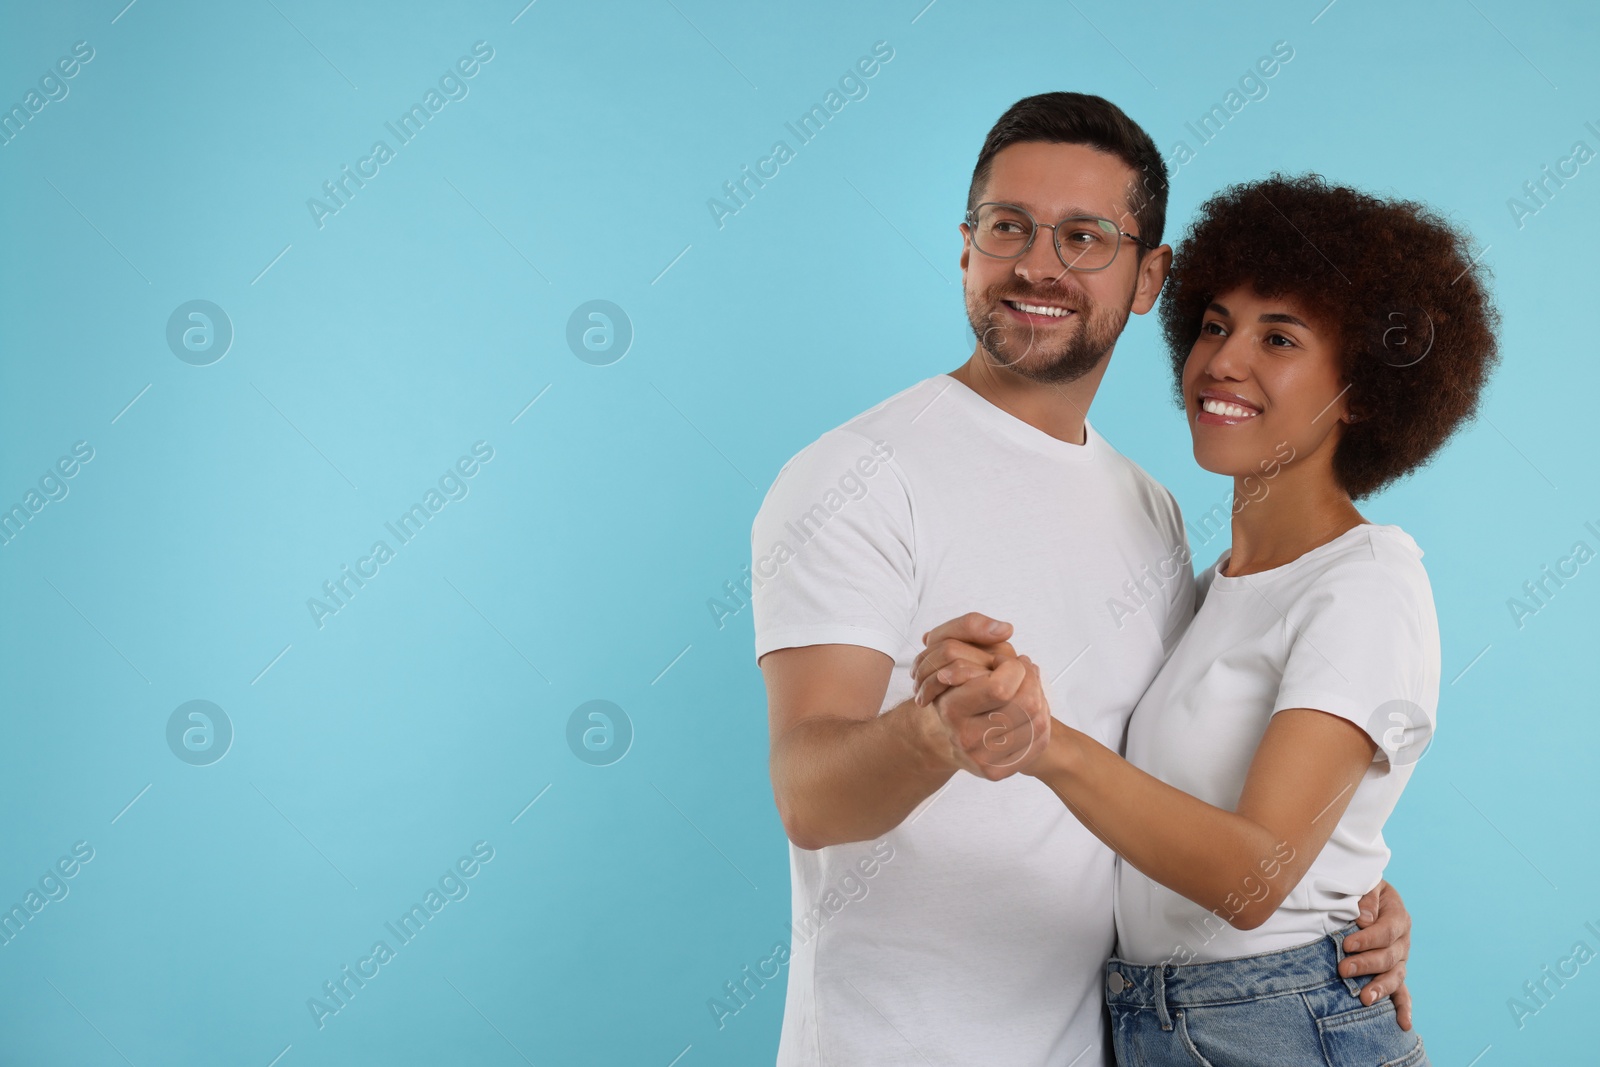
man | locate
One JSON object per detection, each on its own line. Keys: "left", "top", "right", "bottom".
{"left": 751, "top": 93, "right": 1411, "bottom": 1066}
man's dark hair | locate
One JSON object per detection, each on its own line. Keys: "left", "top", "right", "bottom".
{"left": 1159, "top": 172, "right": 1501, "bottom": 500}
{"left": 968, "top": 92, "right": 1169, "bottom": 249}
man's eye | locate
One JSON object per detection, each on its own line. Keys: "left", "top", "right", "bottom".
{"left": 1061, "top": 227, "right": 1109, "bottom": 246}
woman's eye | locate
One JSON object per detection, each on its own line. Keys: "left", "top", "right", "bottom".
{"left": 1201, "top": 321, "right": 1226, "bottom": 336}
{"left": 1266, "top": 332, "right": 1295, "bottom": 348}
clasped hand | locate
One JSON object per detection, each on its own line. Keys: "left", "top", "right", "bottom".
{"left": 909, "top": 613, "right": 1052, "bottom": 780}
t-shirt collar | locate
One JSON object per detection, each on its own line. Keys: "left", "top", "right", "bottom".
{"left": 937, "top": 373, "right": 1102, "bottom": 462}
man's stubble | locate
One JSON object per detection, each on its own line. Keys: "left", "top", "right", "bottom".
{"left": 964, "top": 278, "right": 1135, "bottom": 385}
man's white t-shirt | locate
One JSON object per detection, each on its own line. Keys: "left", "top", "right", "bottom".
{"left": 1113, "top": 523, "right": 1440, "bottom": 966}
{"left": 751, "top": 374, "right": 1196, "bottom": 1067}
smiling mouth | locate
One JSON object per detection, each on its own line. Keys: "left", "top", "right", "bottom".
{"left": 1002, "top": 299, "right": 1075, "bottom": 320}
{"left": 1199, "top": 398, "right": 1260, "bottom": 418}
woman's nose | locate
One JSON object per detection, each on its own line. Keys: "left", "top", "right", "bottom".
{"left": 1204, "top": 332, "right": 1251, "bottom": 380}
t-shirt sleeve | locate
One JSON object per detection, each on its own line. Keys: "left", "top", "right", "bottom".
{"left": 750, "top": 429, "right": 915, "bottom": 664}
{"left": 1270, "top": 559, "right": 1440, "bottom": 766}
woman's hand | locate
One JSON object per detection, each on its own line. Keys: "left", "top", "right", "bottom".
{"left": 927, "top": 651, "right": 1054, "bottom": 778}
{"left": 911, "top": 612, "right": 1019, "bottom": 706}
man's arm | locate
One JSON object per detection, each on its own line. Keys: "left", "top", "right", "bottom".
{"left": 763, "top": 638, "right": 1049, "bottom": 851}
{"left": 1345, "top": 881, "right": 1415, "bottom": 1028}
{"left": 764, "top": 644, "right": 950, "bottom": 851}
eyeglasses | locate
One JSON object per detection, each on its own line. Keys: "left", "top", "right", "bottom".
{"left": 963, "top": 202, "right": 1156, "bottom": 273}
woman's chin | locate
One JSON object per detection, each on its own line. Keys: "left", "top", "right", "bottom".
{"left": 1190, "top": 446, "right": 1250, "bottom": 479}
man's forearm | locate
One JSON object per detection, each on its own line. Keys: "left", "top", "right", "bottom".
{"left": 771, "top": 698, "right": 955, "bottom": 850}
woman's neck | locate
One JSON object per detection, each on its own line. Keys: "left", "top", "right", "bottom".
{"left": 1223, "top": 460, "right": 1365, "bottom": 577}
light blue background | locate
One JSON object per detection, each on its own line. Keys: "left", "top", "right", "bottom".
{"left": 1, "top": 0, "right": 1595, "bottom": 1064}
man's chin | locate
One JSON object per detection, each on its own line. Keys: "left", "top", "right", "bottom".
{"left": 981, "top": 340, "right": 1106, "bottom": 384}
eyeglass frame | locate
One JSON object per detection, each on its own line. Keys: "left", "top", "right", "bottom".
{"left": 962, "top": 201, "right": 1158, "bottom": 273}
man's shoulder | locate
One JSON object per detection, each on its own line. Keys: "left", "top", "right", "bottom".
{"left": 753, "top": 380, "right": 945, "bottom": 533}
{"left": 1087, "top": 424, "right": 1185, "bottom": 535}
{"left": 825, "top": 374, "right": 951, "bottom": 441}
{"left": 767, "top": 376, "right": 948, "bottom": 479}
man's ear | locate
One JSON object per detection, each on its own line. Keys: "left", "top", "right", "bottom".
{"left": 1130, "top": 244, "right": 1173, "bottom": 316}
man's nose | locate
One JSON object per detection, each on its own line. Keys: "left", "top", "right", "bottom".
{"left": 1013, "top": 228, "right": 1067, "bottom": 285}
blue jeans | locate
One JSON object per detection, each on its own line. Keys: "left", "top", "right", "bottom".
{"left": 1105, "top": 925, "right": 1428, "bottom": 1067}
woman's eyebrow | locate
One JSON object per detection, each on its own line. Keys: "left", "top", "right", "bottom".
{"left": 1206, "top": 301, "right": 1231, "bottom": 317}
{"left": 1259, "top": 312, "right": 1310, "bottom": 328}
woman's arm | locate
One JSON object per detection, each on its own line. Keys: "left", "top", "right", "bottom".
{"left": 935, "top": 655, "right": 1377, "bottom": 930}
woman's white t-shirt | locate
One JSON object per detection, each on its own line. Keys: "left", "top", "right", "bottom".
{"left": 1113, "top": 523, "right": 1440, "bottom": 965}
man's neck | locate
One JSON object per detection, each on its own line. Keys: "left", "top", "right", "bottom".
{"left": 947, "top": 349, "right": 1108, "bottom": 446}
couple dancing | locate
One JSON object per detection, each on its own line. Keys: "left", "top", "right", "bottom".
{"left": 752, "top": 92, "right": 1498, "bottom": 1065}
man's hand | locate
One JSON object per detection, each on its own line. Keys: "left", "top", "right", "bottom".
{"left": 911, "top": 612, "right": 1018, "bottom": 706}
{"left": 928, "top": 652, "right": 1052, "bottom": 780}
{"left": 1340, "top": 880, "right": 1414, "bottom": 1029}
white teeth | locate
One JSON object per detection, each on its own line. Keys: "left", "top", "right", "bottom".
{"left": 1201, "top": 398, "right": 1259, "bottom": 418}
{"left": 1009, "top": 300, "right": 1072, "bottom": 318}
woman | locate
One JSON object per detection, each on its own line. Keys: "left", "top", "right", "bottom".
{"left": 911, "top": 173, "right": 1499, "bottom": 1065}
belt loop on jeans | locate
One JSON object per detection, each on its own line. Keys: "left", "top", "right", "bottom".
{"left": 1154, "top": 964, "right": 1173, "bottom": 1031}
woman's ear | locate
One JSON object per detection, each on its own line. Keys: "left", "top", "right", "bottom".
{"left": 1337, "top": 382, "right": 1365, "bottom": 424}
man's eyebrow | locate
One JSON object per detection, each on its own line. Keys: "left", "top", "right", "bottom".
{"left": 988, "top": 198, "right": 1118, "bottom": 219}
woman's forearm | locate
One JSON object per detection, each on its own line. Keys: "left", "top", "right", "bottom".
{"left": 1027, "top": 717, "right": 1297, "bottom": 928}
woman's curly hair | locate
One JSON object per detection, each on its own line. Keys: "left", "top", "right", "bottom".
{"left": 1159, "top": 173, "right": 1501, "bottom": 499}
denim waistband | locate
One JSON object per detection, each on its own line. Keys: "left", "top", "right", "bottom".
{"left": 1106, "top": 924, "right": 1364, "bottom": 1022}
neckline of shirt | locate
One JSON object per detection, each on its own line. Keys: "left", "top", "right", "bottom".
{"left": 935, "top": 373, "right": 1103, "bottom": 462}
{"left": 1207, "top": 522, "right": 1414, "bottom": 590}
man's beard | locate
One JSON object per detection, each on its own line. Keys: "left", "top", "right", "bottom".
{"left": 964, "top": 281, "right": 1132, "bottom": 384}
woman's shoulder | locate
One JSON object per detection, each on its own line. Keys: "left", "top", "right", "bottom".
{"left": 1325, "top": 523, "right": 1430, "bottom": 584}
{"left": 1277, "top": 524, "right": 1443, "bottom": 705}
{"left": 1295, "top": 523, "right": 1438, "bottom": 625}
